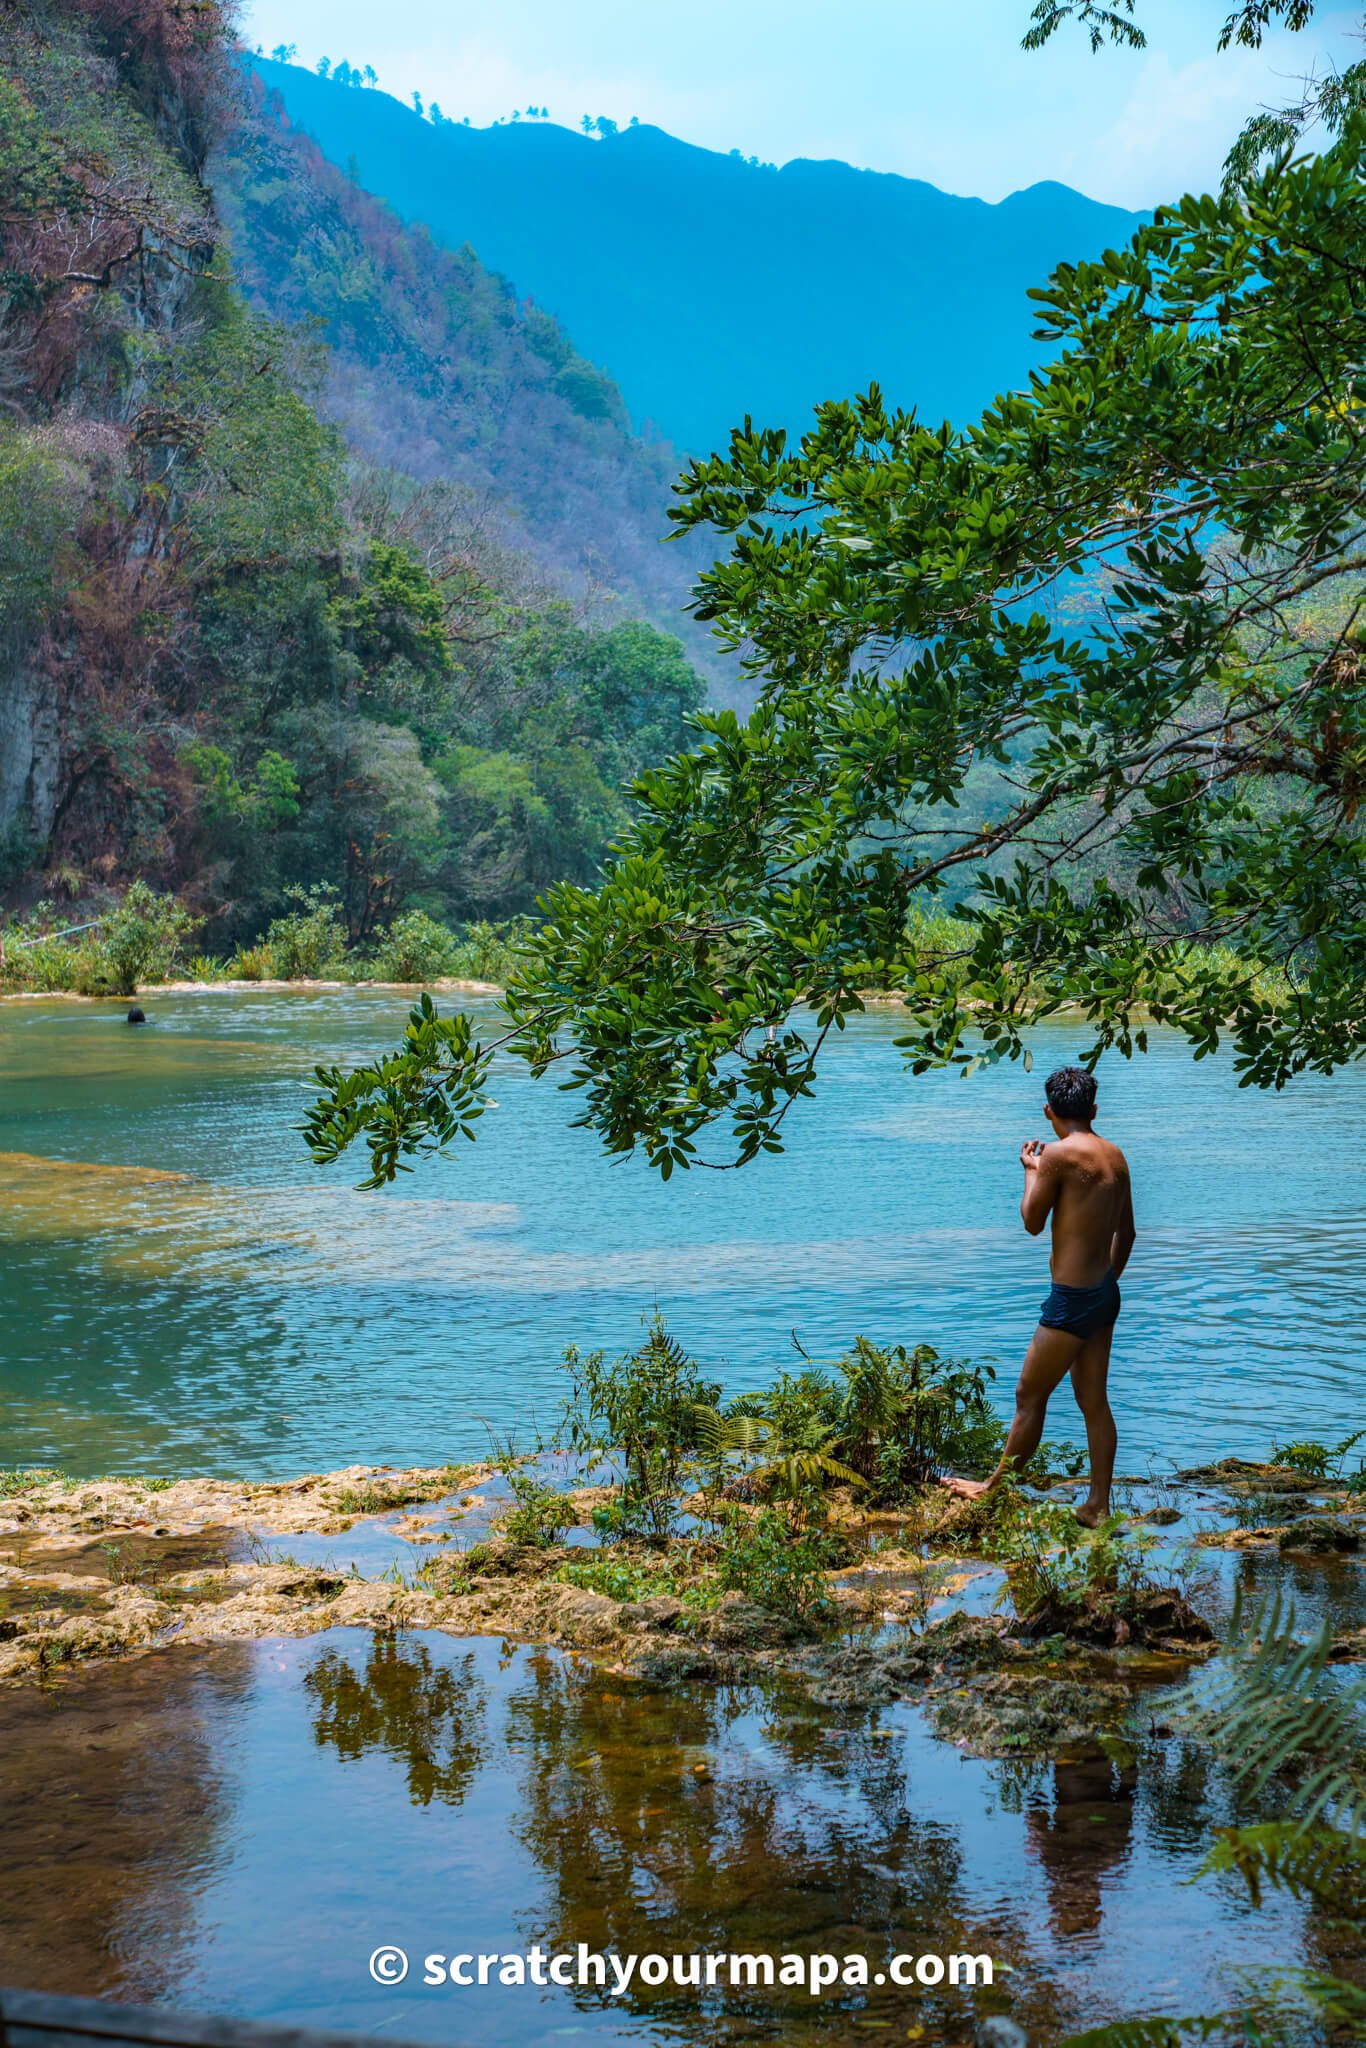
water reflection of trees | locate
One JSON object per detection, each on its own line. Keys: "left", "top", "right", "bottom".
{"left": 1238, "top": 1547, "right": 1366, "bottom": 1638}
{"left": 303, "top": 1633, "right": 488, "bottom": 1806}
{"left": 0, "top": 1643, "right": 246, "bottom": 2002}
{"left": 504, "top": 1653, "right": 1036, "bottom": 2043}
{"left": 1133, "top": 1722, "right": 1366, "bottom": 2000}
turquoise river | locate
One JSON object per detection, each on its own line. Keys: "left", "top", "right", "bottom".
{"left": 0, "top": 987, "right": 1361, "bottom": 1478}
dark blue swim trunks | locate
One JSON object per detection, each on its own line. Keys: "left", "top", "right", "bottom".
{"left": 1039, "top": 1268, "right": 1121, "bottom": 1340}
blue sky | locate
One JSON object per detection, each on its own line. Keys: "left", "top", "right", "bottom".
{"left": 238, "top": 0, "right": 1359, "bottom": 206}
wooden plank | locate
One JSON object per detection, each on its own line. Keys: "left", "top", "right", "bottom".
{"left": 0, "top": 1991, "right": 442, "bottom": 2048}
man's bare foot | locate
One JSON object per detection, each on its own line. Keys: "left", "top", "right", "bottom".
{"left": 940, "top": 1475, "right": 994, "bottom": 1500}
{"left": 1074, "top": 1501, "right": 1110, "bottom": 1529}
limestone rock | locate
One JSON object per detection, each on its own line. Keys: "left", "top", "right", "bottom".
{"left": 700, "top": 1591, "right": 808, "bottom": 1647}
{"left": 1276, "top": 1516, "right": 1360, "bottom": 1554}
{"left": 617, "top": 1593, "right": 685, "bottom": 1632}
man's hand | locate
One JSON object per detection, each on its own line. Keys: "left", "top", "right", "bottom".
{"left": 1020, "top": 1137, "right": 1056, "bottom": 1233}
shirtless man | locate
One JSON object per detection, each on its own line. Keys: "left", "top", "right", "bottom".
{"left": 941, "top": 1065, "right": 1135, "bottom": 1527}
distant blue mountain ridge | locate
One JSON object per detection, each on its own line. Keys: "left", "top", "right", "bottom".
{"left": 251, "top": 58, "right": 1146, "bottom": 460}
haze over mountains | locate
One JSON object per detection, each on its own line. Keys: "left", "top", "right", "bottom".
{"left": 221, "top": 76, "right": 708, "bottom": 644}
{"left": 251, "top": 56, "right": 1147, "bottom": 459}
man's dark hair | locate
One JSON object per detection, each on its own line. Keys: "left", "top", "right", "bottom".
{"left": 1045, "top": 1065, "right": 1097, "bottom": 1122}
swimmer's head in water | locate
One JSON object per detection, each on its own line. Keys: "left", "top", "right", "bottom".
{"left": 126, "top": 1006, "right": 146, "bottom": 1025}
{"left": 1044, "top": 1065, "right": 1096, "bottom": 1126}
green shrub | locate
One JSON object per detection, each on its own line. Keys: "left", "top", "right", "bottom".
{"left": 723, "top": 1339, "right": 1001, "bottom": 1507}
{"left": 557, "top": 1552, "right": 702, "bottom": 1605}
{"left": 444, "top": 917, "right": 535, "bottom": 983}
{"left": 834, "top": 1338, "right": 1001, "bottom": 1496}
{"left": 99, "top": 882, "right": 199, "bottom": 995}
{"left": 978, "top": 1485, "right": 1161, "bottom": 1626}
{"left": 367, "top": 909, "right": 459, "bottom": 982}
{"left": 714, "top": 1507, "right": 837, "bottom": 1623}
{"left": 230, "top": 943, "right": 273, "bottom": 980}
{"left": 497, "top": 1467, "right": 571, "bottom": 1548}
{"left": 560, "top": 1311, "right": 721, "bottom": 1544}
{"left": 0, "top": 887, "right": 196, "bottom": 995}
{"left": 183, "top": 952, "right": 230, "bottom": 983}
{"left": 262, "top": 884, "right": 347, "bottom": 979}
{"left": 0, "top": 912, "right": 101, "bottom": 991}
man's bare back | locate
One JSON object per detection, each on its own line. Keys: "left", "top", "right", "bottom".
{"left": 941, "top": 1065, "right": 1136, "bottom": 1526}
{"left": 1023, "top": 1126, "right": 1132, "bottom": 1289}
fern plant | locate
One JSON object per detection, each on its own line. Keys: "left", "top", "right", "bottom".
{"left": 1268, "top": 1427, "right": 1366, "bottom": 1482}
{"left": 691, "top": 1402, "right": 861, "bottom": 1526}
{"left": 1061, "top": 2021, "right": 1224, "bottom": 2047}
{"left": 1059, "top": 1589, "right": 1366, "bottom": 2048}
{"left": 718, "top": 1337, "right": 1001, "bottom": 1507}
{"left": 559, "top": 1311, "right": 721, "bottom": 1542}
{"left": 1179, "top": 1586, "right": 1366, "bottom": 1852}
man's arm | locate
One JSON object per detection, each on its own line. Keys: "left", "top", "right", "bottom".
{"left": 1110, "top": 1170, "right": 1136, "bottom": 1277}
{"left": 1019, "top": 1140, "right": 1059, "bottom": 1235}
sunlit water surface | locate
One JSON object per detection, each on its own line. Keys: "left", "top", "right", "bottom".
{"left": 0, "top": 988, "right": 1362, "bottom": 1476}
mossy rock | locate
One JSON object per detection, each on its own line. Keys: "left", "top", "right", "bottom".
{"left": 617, "top": 1593, "right": 685, "bottom": 1632}
{"left": 703, "top": 1591, "right": 808, "bottom": 1647}
{"left": 897, "top": 1611, "right": 1019, "bottom": 1673}
{"left": 1019, "top": 1583, "right": 1214, "bottom": 1650}
{"left": 1178, "top": 1459, "right": 1324, "bottom": 1496}
{"left": 265, "top": 1568, "right": 349, "bottom": 1599}
{"left": 931, "top": 1669, "right": 1130, "bottom": 1755}
{"left": 1276, "top": 1516, "right": 1361, "bottom": 1554}
{"left": 632, "top": 1641, "right": 720, "bottom": 1686}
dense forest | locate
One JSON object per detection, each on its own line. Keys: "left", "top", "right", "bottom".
{"left": 0, "top": 0, "right": 706, "bottom": 953}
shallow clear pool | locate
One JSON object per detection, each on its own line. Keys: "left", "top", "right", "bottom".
{"left": 0, "top": 1628, "right": 1330, "bottom": 2045}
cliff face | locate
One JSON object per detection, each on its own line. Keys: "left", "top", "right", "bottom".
{"left": 0, "top": 650, "right": 61, "bottom": 843}
{"left": 0, "top": 0, "right": 227, "bottom": 875}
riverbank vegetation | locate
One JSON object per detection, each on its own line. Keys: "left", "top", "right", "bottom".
{"left": 0, "top": 891, "right": 534, "bottom": 994}
{"left": 24, "top": 1307, "right": 1350, "bottom": 1660}
{"left": 2, "top": 888, "right": 1295, "bottom": 1010}
{"left": 3, "top": 1331, "right": 1362, "bottom": 2040}
{"left": 387, "top": 1315, "right": 1212, "bottom": 1652}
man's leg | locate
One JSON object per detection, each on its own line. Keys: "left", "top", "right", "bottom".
{"left": 941, "top": 1324, "right": 1083, "bottom": 1498}
{"left": 1069, "top": 1323, "right": 1117, "bottom": 1528}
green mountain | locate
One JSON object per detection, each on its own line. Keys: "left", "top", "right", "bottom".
{"left": 251, "top": 57, "right": 1147, "bottom": 457}
{"left": 0, "top": 1, "right": 706, "bottom": 948}
{"left": 0, "top": 7, "right": 1143, "bottom": 954}
{"left": 218, "top": 76, "right": 709, "bottom": 642}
